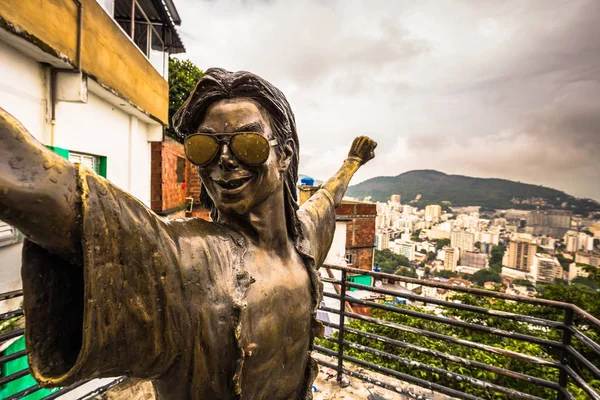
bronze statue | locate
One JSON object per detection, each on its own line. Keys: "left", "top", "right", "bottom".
{"left": 0, "top": 68, "right": 376, "bottom": 399}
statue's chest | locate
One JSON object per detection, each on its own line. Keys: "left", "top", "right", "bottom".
{"left": 237, "top": 253, "right": 313, "bottom": 394}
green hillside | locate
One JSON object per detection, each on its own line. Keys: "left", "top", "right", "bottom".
{"left": 346, "top": 170, "right": 600, "bottom": 213}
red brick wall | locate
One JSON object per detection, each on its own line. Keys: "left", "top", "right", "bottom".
{"left": 335, "top": 202, "right": 376, "bottom": 271}
{"left": 151, "top": 136, "right": 209, "bottom": 220}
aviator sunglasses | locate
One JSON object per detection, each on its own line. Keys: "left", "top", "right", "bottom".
{"left": 185, "top": 132, "right": 278, "bottom": 167}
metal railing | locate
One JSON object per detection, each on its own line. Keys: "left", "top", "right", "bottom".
{"left": 315, "top": 265, "right": 600, "bottom": 400}
{"left": 0, "top": 290, "right": 126, "bottom": 399}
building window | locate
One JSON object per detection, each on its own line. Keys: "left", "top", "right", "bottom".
{"left": 68, "top": 151, "right": 107, "bottom": 178}
{"left": 176, "top": 157, "right": 186, "bottom": 183}
{"left": 345, "top": 253, "right": 354, "bottom": 265}
{"left": 0, "top": 220, "right": 22, "bottom": 248}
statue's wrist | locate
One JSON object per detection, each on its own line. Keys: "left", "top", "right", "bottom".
{"left": 346, "top": 156, "right": 363, "bottom": 165}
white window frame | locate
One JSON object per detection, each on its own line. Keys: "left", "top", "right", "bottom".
{"left": 69, "top": 151, "right": 101, "bottom": 175}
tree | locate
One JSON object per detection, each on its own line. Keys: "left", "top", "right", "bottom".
{"left": 489, "top": 245, "right": 505, "bottom": 267}
{"left": 434, "top": 270, "right": 457, "bottom": 279}
{"left": 426, "top": 251, "right": 437, "bottom": 262}
{"left": 471, "top": 269, "right": 502, "bottom": 286}
{"left": 571, "top": 276, "right": 599, "bottom": 291}
{"left": 396, "top": 267, "right": 417, "bottom": 278}
{"left": 513, "top": 279, "right": 534, "bottom": 287}
{"left": 374, "top": 249, "right": 410, "bottom": 274}
{"left": 434, "top": 238, "right": 450, "bottom": 251}
{"left": 556, "top": 253, "right": 571, "bottom": 272}
{"left": 168, "top": 58, "right": 204, "bottom": 139}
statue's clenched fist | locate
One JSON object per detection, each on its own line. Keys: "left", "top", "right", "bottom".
{"left": 348, "top": 135, "right": 377, "bottom": 165}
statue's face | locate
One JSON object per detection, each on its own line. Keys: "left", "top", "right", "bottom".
{"left": 196, "top": 98, "right": 287, "bottom": 216}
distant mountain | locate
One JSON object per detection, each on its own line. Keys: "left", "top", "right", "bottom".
{"left": 346, "top": 170, "right": 600, "bottom": 213}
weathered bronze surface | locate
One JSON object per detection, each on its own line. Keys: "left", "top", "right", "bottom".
{"left": 0, "top": 68, "right": 376, "bottom": 400}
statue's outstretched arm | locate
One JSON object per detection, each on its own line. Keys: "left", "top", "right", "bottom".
{"left": 321, "top": 135, "right": 377, "bottom": 207}
{"left": 0, "top": 107, "right": 82, "bottom": 264}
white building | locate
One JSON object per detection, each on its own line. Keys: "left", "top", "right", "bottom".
{"left": 568, "top": 262, "right": 590, "bottom": 283}
{"left": 394, "top": 240, "right": 416, "bottom": 261}
{"left": 0, "top": 0, "right": 186, "bottom": 396}
{"left": 443, "top": 246, "right": 459, "bottom": 271}
{"left": 451, "top": 230, "right": 475, "bottom": 252}
{"left": 531, "top": 254, "right": 563, "bottom": 284}
{"left": 425, "top": 205, "right": 442, "bottom": 221}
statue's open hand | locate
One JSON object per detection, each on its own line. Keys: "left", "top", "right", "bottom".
{"left": 348, "top": 136, "right": 377, "bottom": 165}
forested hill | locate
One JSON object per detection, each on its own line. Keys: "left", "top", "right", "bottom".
{"left": 346, "top": 170, "right": 599, "bottom": 212}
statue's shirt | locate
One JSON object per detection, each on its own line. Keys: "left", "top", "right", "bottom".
{"left": 21, "top": 166, "right": 336, "bottom": 400}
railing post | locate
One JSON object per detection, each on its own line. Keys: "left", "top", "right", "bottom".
{"left": 558, "top": 307, "right": 574, "bottom": 399}
{"left": 337, "top": 269, "right": 347, "bottom": 385}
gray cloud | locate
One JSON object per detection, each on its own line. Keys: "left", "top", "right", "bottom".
{"left": 176, "top": 0, "right": 600, "bottom": 200}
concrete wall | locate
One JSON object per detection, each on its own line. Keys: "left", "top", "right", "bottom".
{"left": 0, "top": 40, "right": 48, "bottom": 142}
{"left": 55, "top": 93, "right": 152, "bottom": 205}
{"left": 1, "top": 37, "right": 158, "bottom": 302}
{"left": 0, "top": 0, "right": 169, "bottom": 123}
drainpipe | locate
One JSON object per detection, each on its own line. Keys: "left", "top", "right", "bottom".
{"left": 73, "top": 0, "right": 83, "bottom": 72}
{"left": 50, "top": 0, "right": 83, "bottom": 143}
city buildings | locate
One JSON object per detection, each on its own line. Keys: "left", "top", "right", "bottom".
{"left": 425, "top": 205, "right": 442, "bottom": 221}
{"left": 451, "top": 230, "right": 475, "bottom": 252}
{"left": 526, "top": 209, "right": 572, "bottom": 237}
{"left": 507, "top": 238, "right": 537, "bottom": 272}
{"left": 568, "top": 262, "right": 590, "bottom": 283}
{"left": 443, "top": 246, "right": 459, "bottom": 271}
{"left": 393, "top": 240, "right": 416, "bottom": 261}
{"left": 460, "top": 251, "right": 488, "bottom": 270}
{"left": 531, "top": 254, "right": 563, "bottom": 284}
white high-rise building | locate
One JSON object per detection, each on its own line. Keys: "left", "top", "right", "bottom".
{"left": 451, "top": 230, "right": 475, "bottom": 252}
{"left": 425, "top": 205, "right": 442, "bottom": 221}
{"left": 394, "top": 240, "right": 415, "bottom": 261}
{"left": 564, "top": 231, "right": 578, "bottom": 252}
{"left": 531, "top": 254, "right": 563, "bottom": 284}
{"left": 443, "top": 246, "right": 459, "bottom": 272}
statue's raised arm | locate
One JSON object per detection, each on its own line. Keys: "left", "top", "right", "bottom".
{"left": 0, "top": 108, "right": 82, "bottom": 264}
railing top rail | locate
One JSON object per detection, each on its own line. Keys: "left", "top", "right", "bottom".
{"left": 323, "top": 264, "right": 571, "bottom": 309}
{"left": 0, "top": 289, "right": 23, "bottom": 302}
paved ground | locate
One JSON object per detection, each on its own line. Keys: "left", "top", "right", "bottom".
{"left": 312, "top": 354, "right": 453, "bottom": 400}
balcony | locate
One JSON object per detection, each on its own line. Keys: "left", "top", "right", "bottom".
{"left": 98, "top": 0, "right": 185, "bottom": 79}
{"left": 316, "top": 265, "right": 600, "bottom": 400}
{"left": 1, "top": 266, "right": 599, "bottom": 399}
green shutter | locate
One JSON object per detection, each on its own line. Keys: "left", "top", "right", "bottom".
{"left": 98, "top": 156, "right": 107, "bottom": 178}
{"left": 0, "top": 336, "right": 59, "bottom": 399}
{"left": 45, "top": 145, "right": 69, "bottom": 159}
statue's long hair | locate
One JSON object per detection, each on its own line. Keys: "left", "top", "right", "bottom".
{"left": 172, "top": 68, "right": 301, "bottom": 241}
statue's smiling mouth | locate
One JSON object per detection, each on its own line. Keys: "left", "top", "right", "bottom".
{"left": 216, "top": 176, "right": 253, "bottom": 191}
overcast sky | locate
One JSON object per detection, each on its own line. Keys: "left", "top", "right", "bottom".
{"left": 174, "top": 0, "right": 600, "bottom": 201}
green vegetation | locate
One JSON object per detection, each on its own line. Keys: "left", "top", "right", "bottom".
{"left": 396, "top": 267, "right": 417, "bottom": 278}
{"left": 346, "top": 170, "right": 600, "bottom": 214}
{"left": 489, "top": 244, "right": 505, "bottom": 272}
{"left": 513, "top": 279, "right": 534, "bottom": 287}
{"left": 571, "top": 276, "right": 599, "bottom": 291}
{"left": 433, "top": 270, "right": 457, "bottom": 279}
{"left": 556, "top": 253, "right": 572, "bottom": 271}
{"left": 374, "top": 249, "right": 410, "bottom": 274}
{"left": 433, "top": 238, "right": 450, "bottom": 251}
{"left": 471, "top": 269, "right": 502, "bottom": 286}
{"left": 168, "top": 58, "right": 204, "bottom": 140}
